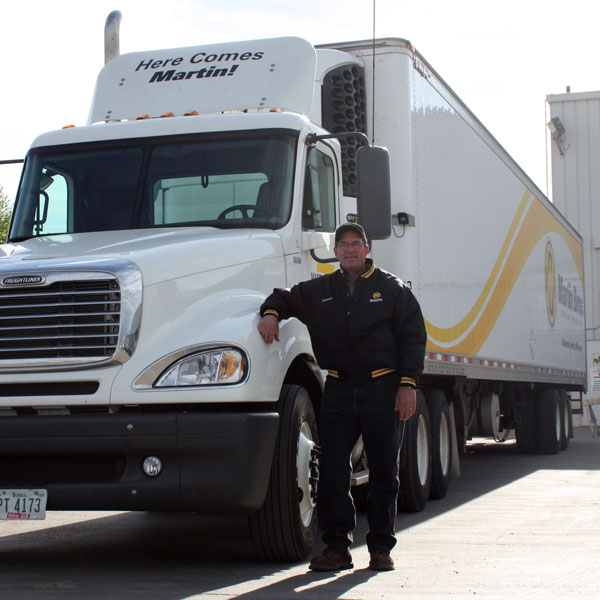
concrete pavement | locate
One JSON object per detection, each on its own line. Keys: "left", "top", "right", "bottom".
{"left": 1, "top": 428, "right": 599, "bottom": 599}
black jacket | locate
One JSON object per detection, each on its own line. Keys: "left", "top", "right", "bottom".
{"left": 260, "top": 260, "right": 427, "bottom": 386}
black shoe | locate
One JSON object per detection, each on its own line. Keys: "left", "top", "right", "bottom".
{"left": 309, "top": 547, "right": 353, "bottom": 571}
{"left": 369, "top": 550, "right": 394, "bottom": 571}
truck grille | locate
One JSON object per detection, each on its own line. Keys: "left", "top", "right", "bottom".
{"left": 0, "top": 279, "right": 121, "bottom": 360}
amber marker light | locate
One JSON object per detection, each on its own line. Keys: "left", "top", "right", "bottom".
{"left": 218, "top": 351, "right": 245, "bottom": 381}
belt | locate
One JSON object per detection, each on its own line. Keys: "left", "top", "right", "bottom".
{"left": 327, "top": 369, "right": 416, "bottom": 388}
{"left": 327, "top": 368, "right": 397, "bottom": 379}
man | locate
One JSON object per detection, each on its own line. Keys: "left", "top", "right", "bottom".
{"left": 258, "top": 222, "right": 427, "bottom": 571}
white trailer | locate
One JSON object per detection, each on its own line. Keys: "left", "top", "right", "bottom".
{"left": 0, "top": 15, "right": 585, "bottom": 560}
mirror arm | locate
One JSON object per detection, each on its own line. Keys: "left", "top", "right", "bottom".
{"left": 310, "top": 249, "right": 339, "bottom": 264}
{"left": 306, "top": 132, "right": 370, "bottom": 147}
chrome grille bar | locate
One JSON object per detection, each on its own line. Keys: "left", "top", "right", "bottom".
{"left": 0, "top": 312, "right": 120, "bottom": 320}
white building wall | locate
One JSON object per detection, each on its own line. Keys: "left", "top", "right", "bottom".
{"left": 547, "top": 90, "right": 600, "bottom": 425}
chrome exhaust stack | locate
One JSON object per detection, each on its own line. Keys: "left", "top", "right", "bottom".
{"left": 104, "top": 10, "right": 122, "bottom": 64}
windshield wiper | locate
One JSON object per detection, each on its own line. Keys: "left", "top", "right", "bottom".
{"left": 7, "top": 233, "right": 56, "bottom": 243}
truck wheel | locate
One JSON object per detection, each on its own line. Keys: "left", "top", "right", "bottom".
{"left": 249, "top": 385, "right": 319, "bottom": 561}
{"left": 398, "top": 391, "right": 432, "bottom": 512}
{"left": 427, "top": 389, "right": 452, "bottom": 499}
{"left": 558, "top": 390, "right": 570, "bottom": 451}
{"left": 536, "top": 388, "right": 561, "bottom": 454}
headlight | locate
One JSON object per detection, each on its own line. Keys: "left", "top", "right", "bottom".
{"left": 154, "top": 348, "right": 246, "bottom": 387}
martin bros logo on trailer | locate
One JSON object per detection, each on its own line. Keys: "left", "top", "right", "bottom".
{"left": 545, "top": 237, "right": 584, "bottom": 333}
{"left": 545, "top": 239, "right": 557, "bottom": 328}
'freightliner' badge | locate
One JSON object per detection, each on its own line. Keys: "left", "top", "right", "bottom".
{"left": 1, "top": 275, "right": 46, "bottom": 286}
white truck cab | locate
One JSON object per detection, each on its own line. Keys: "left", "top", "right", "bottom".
{"left": 0, "top": 33, "right": 390, "bottom": 561}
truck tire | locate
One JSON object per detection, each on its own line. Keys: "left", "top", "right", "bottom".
{"left": 558, "top": 390, "right": 570, "bottom": 451}
{"left": 536, "top": 388, "right": 561, "bottom": 455}
{"left": 398, "top": 391, "right": 432, "bottom": 512}
{"left": 427, "top": 389, "right": 453, "bottom": 499}
{"left": 249, "top": 384, "right": 319, "bottom": 562}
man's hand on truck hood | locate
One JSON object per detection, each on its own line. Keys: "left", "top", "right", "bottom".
{"left": 258, "top": 314, "right": 280, "bottom": 344}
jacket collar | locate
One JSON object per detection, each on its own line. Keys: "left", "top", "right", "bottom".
{"left": 339, "top": 258, "right": 376, "bottom": 280}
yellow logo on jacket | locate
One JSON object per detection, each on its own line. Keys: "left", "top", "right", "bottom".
{"left": 370, "top": 291, "right": 383, "bottom": 303}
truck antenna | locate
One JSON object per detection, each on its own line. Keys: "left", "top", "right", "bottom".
{"left": 371, "top": 0, "right": 376, "bottom": 145}
{"left": 104, "top": 10, "right": 122, "bottom": 64}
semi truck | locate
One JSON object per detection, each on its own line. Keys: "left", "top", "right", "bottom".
{"left": 0, "top": 13, "right": 585, "bottom": 561}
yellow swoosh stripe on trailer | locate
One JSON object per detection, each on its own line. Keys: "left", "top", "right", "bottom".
{"left": 425, "top": 190, "right": 531, "bottom": 344}
{"left": 425, "top": 192, "right": 584, "bottom": 355}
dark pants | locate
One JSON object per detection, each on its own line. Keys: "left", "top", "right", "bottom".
{"left": 317, "top": 375, "right": 402, "bottom": 553}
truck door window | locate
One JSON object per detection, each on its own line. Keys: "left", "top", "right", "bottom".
{"left": 302, "top": 147, "right": 336, "bottom": 232}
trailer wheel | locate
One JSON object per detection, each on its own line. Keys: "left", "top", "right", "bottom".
{"left": 427, "top": 389, "right": 453, "bottom": 499}
{"left": 536, "top": 388, "right": 561, "bottom": 455}
{"left": 249, "top": 384, "right": 318, "bottom": 561}
{"left": 558, "top": 390, "right": 570, "bottom": 451}
{"left": 398, "top": 391, "right": 432, "bottom": 512}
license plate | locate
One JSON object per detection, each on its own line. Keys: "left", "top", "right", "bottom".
{"left": 0, "top": 489, "right": 47, "bottom": 520}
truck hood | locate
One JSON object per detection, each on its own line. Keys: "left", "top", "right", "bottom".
{"left": 0, "top": 228, "right": 284, "bottom": 286}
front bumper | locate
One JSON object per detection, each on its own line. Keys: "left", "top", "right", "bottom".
{"left": 0, "top": 410, "right": 279, "bottom": 514}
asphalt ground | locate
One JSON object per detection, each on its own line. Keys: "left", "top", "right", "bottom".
{"left": 1, "top": 428, "right": 599, "bottom": 599}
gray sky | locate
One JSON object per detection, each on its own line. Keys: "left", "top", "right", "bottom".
{"left": 1, "top": 0, "right": 598, "bottom": 203}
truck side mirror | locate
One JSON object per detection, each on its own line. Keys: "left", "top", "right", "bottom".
{"left": 356, "top": 145, "right": 391, "bottom": 240}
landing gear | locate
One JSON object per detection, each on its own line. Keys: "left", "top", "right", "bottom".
{"left": 515, "top": 386, "right": 538, "bottom": 454}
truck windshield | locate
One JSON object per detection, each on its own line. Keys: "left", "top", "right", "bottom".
{"left": 10, "top": 133, "right": 296, "bottom": 241}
